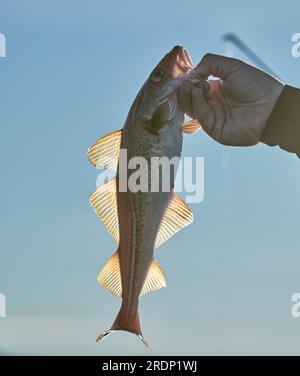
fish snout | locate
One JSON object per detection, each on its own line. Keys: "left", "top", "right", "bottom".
{"left": 167, "top": 46, "right": 194, "bottom": 78}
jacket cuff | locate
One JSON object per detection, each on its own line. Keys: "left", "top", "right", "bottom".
{"left": 260, "top": 85, "right": 300, "bottom": 155}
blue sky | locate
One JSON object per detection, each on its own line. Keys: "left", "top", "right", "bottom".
{"left": 1, "top": 0, "right": 300, "bottom": 355}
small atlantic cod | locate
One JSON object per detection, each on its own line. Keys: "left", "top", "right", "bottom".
{"left": 87, "top": 46, "right": 201, "bottom": 346}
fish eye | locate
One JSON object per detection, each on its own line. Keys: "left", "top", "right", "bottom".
{"left": 151, "top": 69, "right": 165, "bottom": 82}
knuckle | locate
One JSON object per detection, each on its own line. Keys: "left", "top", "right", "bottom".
{"left": 202, "top": 53, "right": 214, "bottom": 63}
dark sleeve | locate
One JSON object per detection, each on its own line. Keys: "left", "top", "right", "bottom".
{"left": 260, "top": 85, "right": 300, "bottom": 156}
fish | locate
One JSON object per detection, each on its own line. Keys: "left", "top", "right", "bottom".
{"left": 87, "top": 46, "right": 201, "bottom": 346}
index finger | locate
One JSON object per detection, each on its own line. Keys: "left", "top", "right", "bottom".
{"left": 192, "top": 53, "right": 242, "bottom": 80}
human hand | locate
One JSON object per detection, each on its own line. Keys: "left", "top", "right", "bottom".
{"left": 178, "top": 54, "right": 284, "bottom": 146}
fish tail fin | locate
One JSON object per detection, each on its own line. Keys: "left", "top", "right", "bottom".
{"left": 96, "top": 302, "right": 149, "bottom": 347}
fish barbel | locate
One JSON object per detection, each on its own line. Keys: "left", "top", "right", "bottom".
{"left": 87, "top": 46, "right": 201, "bottom": 346}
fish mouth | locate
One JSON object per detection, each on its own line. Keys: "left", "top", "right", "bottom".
{"left": 138, "top": 46, "right": 193, "bottom": 126}
{"left": 157, "top": 46, "right": 194, "bottom": 105}
{"left": 157, "top": 45, "right": 194, "bottom": 79}
{"left": 170, "top": 45, "right": 194, "bottom": 78}
{"left": 174, "top": 45, "right": 194, "bottom": 77}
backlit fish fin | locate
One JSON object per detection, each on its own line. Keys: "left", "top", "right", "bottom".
{"left": 98, "top": 251, "right": 122, "bottom": 298}
{"left": 90, "top": 178, "right": 119, "bottom": 244}
{"left": 181, "top": 119, "right": 202, "bottom": 134}
{"left": 98, "top": 255, "right": 166, "bottom": 299}
{"left": 140, "top": 259, "right": 166, "bottom": 297}
{"left": 87, "top": 129, "right": 122, "bottom": 170}
{"left": 155, "top": 193, "right": 193, "bottom": 249}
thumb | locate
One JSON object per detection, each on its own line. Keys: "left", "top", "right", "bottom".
{"left": 190, "top": 86, "right": 216, "bottom": 138}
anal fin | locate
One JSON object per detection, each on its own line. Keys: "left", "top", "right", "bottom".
{"left": 155, "top": 192, "right": 193, "bottom": 249}
{"left": 140, "top": 259, "right": 166, "bottom": 296}
{"left": 98, "top": 253, "right": 166, "bottom": 298}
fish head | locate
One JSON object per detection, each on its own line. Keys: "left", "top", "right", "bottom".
{"left": 135, "top": 46, "right": 193, "bottom": 133}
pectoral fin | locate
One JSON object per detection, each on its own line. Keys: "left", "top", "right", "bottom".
{"left": 155, "top": 193, "right": 193, "bottom": 249}
{"left": 181, "top": 119, "right": 202, "bottom": 134}
{"left": 87, "top": 129, "right": 122, "bottom": 170}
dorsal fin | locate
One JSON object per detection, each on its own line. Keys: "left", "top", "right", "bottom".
{"left": 181, "top": 119, "right": 202, "bottom": 134}
{"left": 90, "top": 178, "right": 119, "bottom": 244}
{"left": 87, "top": 130, "right": 122, "bottom": 170}
{"left": 91, "top": 184, "right": 193, "bottom": 250}
{"left": 155, "top": 193, "right": 193, "bottom": 249}
{"left": 98, "top": 251, "right": 122, "bottom": 297}
{"left": 98, "top": 253, "right": 166, "bottom": 298}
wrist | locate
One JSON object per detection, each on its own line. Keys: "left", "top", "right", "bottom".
{"left": 260, "top": 85, "right": 300, "bottom": 154}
